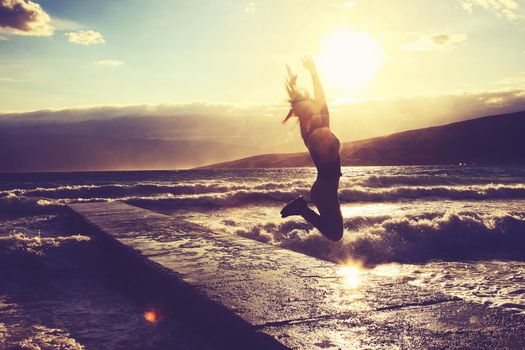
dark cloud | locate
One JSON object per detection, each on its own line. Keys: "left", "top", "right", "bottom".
{"left": 0, "top": 0, "right": 53, "bottom": 36}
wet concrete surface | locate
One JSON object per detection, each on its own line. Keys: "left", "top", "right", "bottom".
{"left": 69, "top": 202, "right": 525, "bottom": 349}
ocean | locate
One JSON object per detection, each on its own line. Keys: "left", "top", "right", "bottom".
{"left": 1, "top": 166, "right": 524, "bottom": 349}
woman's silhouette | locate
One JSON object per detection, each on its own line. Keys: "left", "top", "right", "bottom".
{"left": 280, "top": 57, "right": 344, "bottom": 242}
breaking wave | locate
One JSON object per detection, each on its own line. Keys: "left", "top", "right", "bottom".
{"left": 129, "top": 184, "right": 525, "bottom": 207}
{"left": 16, "top": 325, "right": 84, "bottom": 350}
{"left": 0, "top": 232, "right": 90, "bottom": 257}
{"left": 0, "top": 195, "right": 65, "bottom": 216}
{"left": 1, "top": 180, "right": 308, "bottom": 200}
{"left": 3, "top": 183, "right": 525, "bottom": 214}
{"left": 349, "top": 174, "right": 523, "bottom": 187}
{"left": 231, "top": 212, "right": 525, "bottom": 265}
{"left": 339, "top": 184, "right": 525, "bottom": 202}
{"left": 0, "top": 232, "right": 93, "bottom": 281}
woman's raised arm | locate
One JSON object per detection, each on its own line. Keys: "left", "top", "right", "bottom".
{"left": 302, "top": 56, "right": 325, "bottom": 104}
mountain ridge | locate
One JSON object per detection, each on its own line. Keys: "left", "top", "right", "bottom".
{"left": 198, "top": 111, "right": 525, "bottom": 169}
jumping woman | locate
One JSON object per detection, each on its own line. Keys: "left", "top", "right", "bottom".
{"left": 280, "top": 57, "right": 344, "bottom": 242}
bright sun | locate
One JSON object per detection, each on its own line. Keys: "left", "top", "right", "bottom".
{"left": 317, "top": 28, "right": 384, "bottom": 94}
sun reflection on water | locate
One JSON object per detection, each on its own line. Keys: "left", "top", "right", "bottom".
{"left": 340, "top": 203, "right": 400, "bottom": 218}
{"left": 338, "top": 260, "right": 364, "bottom": 288}
{"left": 371, "top": 263, "right": 404, "bottom": 277}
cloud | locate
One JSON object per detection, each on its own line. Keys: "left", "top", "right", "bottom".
{"left": 0, "top": 0, "right": 53, "bottom": 36}
{"left": 66, "top": 30, "right": 104, "bottom": 45}
{"left": 496, "top": 71, "right": 525, "bottom": 87}
{"left": 460, "top": 0, "right": 523, "bottom": 20}
{"left": 331, "top": 89, "right": 525, "bottom": 141}
{"left": 402, "top": 33, "right": 468, "bottom": 51}
{"left": 0, "top": 103, "right": 292, "bottom": 171}
{"left": 3, "top": 89, "right": 525, "bottom": 147}
{"left": 244, "top": 2, "right": 256, "bottom": 14}
{"left": 1, "top": 90, "right": 525, "bottom": 171}
{"left": 93, "top": 60, "right": 123, "bottom": 66}
{"left": 51, "top": 17, "right": 82, "bottom": 31}
{"left": 340, "top": 1, "right": 355, "bottom": 8}
{"left": 0, "top": 77, "right": 13, "bottom": 82}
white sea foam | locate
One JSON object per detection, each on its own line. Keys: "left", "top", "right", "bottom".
{"left": 2, "top": 175, "right": 525, "bottom": 210}
{"left": 0, "top": 322, "right": 7, "bottom": 346}
{"left": 1, "top": 180, "right": 309, "bottom": 199}
{"left": 17, "top": 325, "right": 84, "bottom": 350}
{"left": 349, "top": 174, "right": 522, "bottom": 187}
{"left": 182, "top": 206, "right": 525, "bottom": 265}
{"left": 181, "top": 203, "right": 525, "bottom": 314}
{"left": 0, "top": 232, "right": 90, "bottom": 256}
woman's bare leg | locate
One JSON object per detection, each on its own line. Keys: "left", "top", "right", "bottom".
{"left": 300, "top": 206, "right": 343, "bottom": 242}
{"left": 300, "top": 178, "right": 343, "bottom": 241}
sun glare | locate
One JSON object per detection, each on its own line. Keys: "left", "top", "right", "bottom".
{"left": 338, "top": 260, "right": 364, "bottom": 288}
{"left": 317, "top": 28, "right": 384, "bottom": 93}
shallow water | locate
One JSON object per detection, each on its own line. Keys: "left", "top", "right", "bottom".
{"left": 1, "top": 166, "right": 524, "bottom": 349}
{"left": 0, "top": 214, "right": 219, "bottom": 350}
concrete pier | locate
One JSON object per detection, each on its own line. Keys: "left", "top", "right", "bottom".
{"left": 68, "top": 201, "right": 525, "bottom": 349}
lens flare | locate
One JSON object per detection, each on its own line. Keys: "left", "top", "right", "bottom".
{"left": 143, "top": 308, "right": 160, "bottom": 324}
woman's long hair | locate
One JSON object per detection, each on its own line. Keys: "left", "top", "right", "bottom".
{"left": 283, "top": 65, "right": 310, "bottom": 124}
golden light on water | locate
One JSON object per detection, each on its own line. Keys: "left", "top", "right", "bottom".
{"left": 338, "top": 260, "right": 364, "bottom": 288}
{"left": 371, "top": 263, "right": 403, "bottom": 277}
{"left": 317, "top": 28, "right": 383, "bottom": 93}
{"left": 143, "top": 308, "right": 160, "bottom": 324}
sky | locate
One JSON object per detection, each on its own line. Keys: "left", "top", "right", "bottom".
{"left": 1, "top": 0, "right": 525, "bottom": 112}
{"left": 1, "top": 0, "right": 525, "bottom": 171}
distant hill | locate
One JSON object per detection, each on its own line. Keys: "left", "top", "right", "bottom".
{"left": 199, "top": 111, "right": 525, "bottom": 169}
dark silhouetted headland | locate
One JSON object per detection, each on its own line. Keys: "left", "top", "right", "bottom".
{"left": 200, "top": 111, "right": 525, "bottom": 169}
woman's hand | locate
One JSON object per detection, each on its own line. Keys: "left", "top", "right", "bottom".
{"left": 286, "top": 64, "right": 298, "bottom": 85}
{"left": 302, "top": 56, "right": 325, "bottom": 103}
{"left": 301, "top": 56, "right": 316, "bottom": 72}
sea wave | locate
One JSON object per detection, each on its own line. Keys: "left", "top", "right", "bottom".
{"left": 2, "top": 183, "right": 525, "bottom": 213}
{"left": 1, "top": 180, "right": 309, "bottom": 200}
{"left": 127, "top": 190, "right": 303, "bottom": 208}
{"left": 339, "top": 184, "right": 525, "bottom": 201}
{"left": 0, "top": 195, "right": 65, "bottom": 216}
{"left": 0, "top": 232, "right": 91, "bottom": 256}
{"left": 130, "top": 184, "right": 525, "bottom": 207}
{"left": 16, "top": 325, "right": 84, "bottom": 350}
{"left": 231, "top": 212, "right": 525, "bottom": 265}
{"left": 349, "top": 174, "right": 523, "bottom": 187}
{"left": 4, "top": 176, "right": 522, "bottom": 201}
